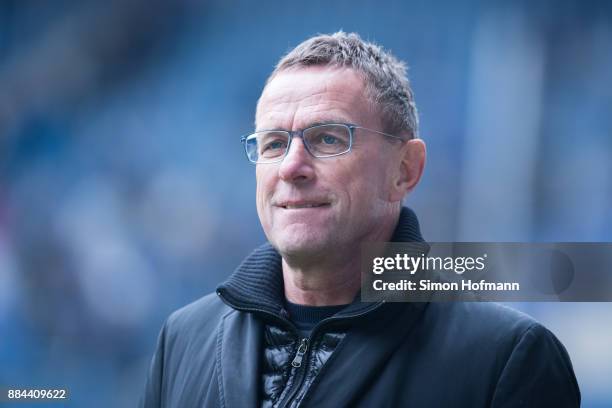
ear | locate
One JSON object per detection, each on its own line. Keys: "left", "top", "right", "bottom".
{"left": 389, "top": 138, "right": 426, "bottom": 201}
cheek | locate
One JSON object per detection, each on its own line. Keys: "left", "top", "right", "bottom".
{"left": 342, "top": 158, "right": 391, "bottom": 202}
{"left": 255, "top": 169, "right": 275, "bottom": 221}
{"left": 368, "top": 151, "right": 397, "bottom": 198}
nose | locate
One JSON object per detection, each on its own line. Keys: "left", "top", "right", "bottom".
{"left": 278, "top": 136, "right": 315, "bottom": 183}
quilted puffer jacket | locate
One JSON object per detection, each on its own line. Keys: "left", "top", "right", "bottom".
{"left": 260, "top": 324, "right": 346, "bottom": 408}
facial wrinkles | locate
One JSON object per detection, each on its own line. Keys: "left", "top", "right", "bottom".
{"left": 257, "top": 74, "right": 364, "bottom": 132}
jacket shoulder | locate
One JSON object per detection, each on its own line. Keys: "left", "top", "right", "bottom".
{"left": 420, "top": 302, "right": 547, "bottom": 363}
{"left": 431, "top": 302, "right": 539, "bottom": 339}
{"left": 419, "top": 302, "right": 580, "bottom": 405}
{"left": 165, "top": 292, "right": 233, "bottom": 339}
{"left": 141, "top": 293, "right": 231, "bottom": 408}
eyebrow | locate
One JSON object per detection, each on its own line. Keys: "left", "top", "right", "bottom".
{"left": 307, "top": 120, "right": 356, "bottom": 128}
{"left": 258, "top": 119, "right": 356, "bottom": 132}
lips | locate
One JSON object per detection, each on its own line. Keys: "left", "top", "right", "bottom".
{"left": 276, "top": 200, "right": 331, "bottom": 209}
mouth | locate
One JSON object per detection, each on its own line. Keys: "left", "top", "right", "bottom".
{"left": 277, "top": 201, "right": 331, "bottom": 210}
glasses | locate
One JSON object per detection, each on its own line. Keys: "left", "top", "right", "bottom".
{"left": 240, "top": 123, "right": 406, "bottom": 164}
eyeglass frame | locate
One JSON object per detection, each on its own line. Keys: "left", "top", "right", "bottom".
{"left": 240, "top": 122, "right": 407, "bottom": 164}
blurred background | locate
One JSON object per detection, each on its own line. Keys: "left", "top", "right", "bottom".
{"left": 1, "top": 0, "right": 611, "bottom": 406}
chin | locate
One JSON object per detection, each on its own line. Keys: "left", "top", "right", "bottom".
{"left": 272, "top": 229, "right": 333, "bottom": 260}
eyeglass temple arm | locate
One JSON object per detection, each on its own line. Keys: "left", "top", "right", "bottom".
{"left": 349, "top": 125, "right": 408, "bottom": 141}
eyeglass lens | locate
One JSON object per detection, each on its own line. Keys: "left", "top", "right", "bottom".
{"left": 245, "top": 124, "right": 351, "bottom": 163}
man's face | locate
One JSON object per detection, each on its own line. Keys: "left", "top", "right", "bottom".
{"left": 255, "top": 66, "right": 401, "bottom": 259}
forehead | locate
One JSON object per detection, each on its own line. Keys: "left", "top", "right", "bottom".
{"left": 255, "top": 66, "right": 378, "bottom": 130}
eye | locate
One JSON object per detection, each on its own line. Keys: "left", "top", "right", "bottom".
{"left": 264, "top": 140, "right": 286, "bottom": 151}
{"left": 321, "top": 134, "right": 339, "bottom": 145}
{"left": 259, "top": 134, "right": 288, "bottom": 154}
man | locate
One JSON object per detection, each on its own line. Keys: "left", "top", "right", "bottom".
{"left": 141, "top": 32, "right": 580, "bottom": 407}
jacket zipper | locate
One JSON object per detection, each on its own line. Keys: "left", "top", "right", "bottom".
{"left": 291, "top": 338, "right": 309, "bottom": 367}
{"left": 277, "top": 303, "right": 386, "bottom": 408}
{"left": 217, "top": 289, "right": 385, "bottom": 408}
{"left": 278, "top": 336, "right": 309, "bottom": 408}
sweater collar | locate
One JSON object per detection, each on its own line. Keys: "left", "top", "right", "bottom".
{"left": 216, "top": 207, "right": 424, "bottom": 317}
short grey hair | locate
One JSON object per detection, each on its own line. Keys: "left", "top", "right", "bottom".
{"left": 265, "top": 31, "right": 419, "bottom": 138}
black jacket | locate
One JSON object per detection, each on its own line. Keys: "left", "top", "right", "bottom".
{"left": 141, "top": 208, "right": 580, "bottom": 408}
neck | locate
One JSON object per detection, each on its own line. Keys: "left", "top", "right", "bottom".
{"left": 282, "top": 209, "right": 400, "bottom": 306}
{"left": 282, "top": 257, "right": 361, "bottom": 305}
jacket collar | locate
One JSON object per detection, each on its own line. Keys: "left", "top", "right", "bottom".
{"left": 216, "top": 207, "right": 425, "bottom": 317}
